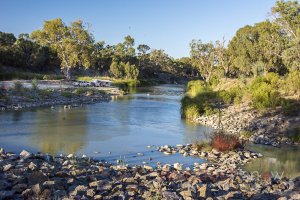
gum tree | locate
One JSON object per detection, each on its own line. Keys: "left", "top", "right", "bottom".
{"left": 31, "top": 18, "right": 94, "bottom": 79}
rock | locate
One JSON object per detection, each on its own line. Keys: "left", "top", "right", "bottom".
{"left": 86, "top": 189, "right": 95, "bottom": 197}
{"left": 162, "top": 164, "right": 171, "bottom": 172}
{"left": 137, "top": 152, "right": 144, "bottom": 156}
{"left": 27, "top": 172, "right": 48, "bottom": 185}
{"left": 143, "top": 165, "right": 153, "bottom": 171}
{"left": 67, "top": 154, "right": 74, "bottom": 158}
{"left": 162, "top": 191, "right": 181, "bottom": 200}
{"left": 20, "top": 150, "right": 32, "bottom": 159}
{"left": 198, "top": 184, "right": 208, "bottom": 198}
{"left": 199, "top": 163, "right": 208, "bottom": 170}
{"left": 21, "top": 188, "right": 33, "bottom": 198}
{"left": 126, "top": 184, "right": 139, "bottom": 192}
{"left": 53, "top": 190, "right": 67, "bottom": 199}
{"left": 73, "top": 185, "right": 88, "bottom": 196}
{"left": 28, "top": 162, "right": 37, "bottom": 170}
{"left": 180, "top": 190, "right": 193, "bottom": 199}
{"left": 174, "top": 163, "right": 183, "bottom": 171}
{"left": 32, "top": 184, "right": 41, "bottom": 195}
{"left": 3, "top": 164, "right": 13, "bottom": 171}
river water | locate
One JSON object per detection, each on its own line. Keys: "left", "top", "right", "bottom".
{"left": 0, "top": 85, "right": 299, "bottom": 178}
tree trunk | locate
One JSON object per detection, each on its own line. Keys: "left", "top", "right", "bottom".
{"left": 65, "top": 67, "right": 71, "bottom": 80}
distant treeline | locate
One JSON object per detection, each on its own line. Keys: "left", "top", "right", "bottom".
{"left": 0, "top": 0, "right": 299, "bottom": 81}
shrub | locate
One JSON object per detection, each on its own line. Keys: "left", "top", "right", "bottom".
{"left": 285, "top": 70, "right": 300, "bottom": 95}
{"left": 75, "top": 87, "right": 86, "bottom": 95}
{"left": 251, "top": 82, "right": 281, "bottom": 109}
{"left": 182, "top": 104, "right": 199, "bottom": 120}
{"left": 211, "top": 131, "right": 243, "bottom": 152}
{"left": 194, "top": 141, "right": 212, "bottom": 152}
{"left": 61, "top": 91, "right": 73, "bottom": 98}
{"left": 39, "top": 89, "right": 53, "bottom": 98}
{"left": 31, "top": 78, "right": 39, "bottom": 91}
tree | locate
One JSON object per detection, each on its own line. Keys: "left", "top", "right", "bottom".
{"left": 0, "top": 31, "right": 16, "bottom": 46}
{"left": 31, "top": 18, "right": 94, "bottom": 79}
{"left": 124, "top": 62, "right": 139, "bottom": 80}
{"left": 190, "top": 40, "right": 216, "bottom": 82}
{"left": 109, "top": 60, "right": 124, "bottom": 78}
{"left": 227, "top": 21, "right": 287, "bottom": 76}
{"left": 215, "top": 38, "right": 231, "bottom": 77}
{"left": 272, "top": 0, "right": 300, "bottom": 71}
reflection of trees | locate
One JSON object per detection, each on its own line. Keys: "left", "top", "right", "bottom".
{"left": 244, "top": 145, "right": 300, "bottom": 178}
{"left": 31, "top": 107, "right": 88, "bottom": 155}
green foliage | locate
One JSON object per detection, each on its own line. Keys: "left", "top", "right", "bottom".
{"left": 38, "top": 89, "right": 53, "bottom": 98}
{"left": 285, "top": 70, "right": 300, "bottom": 94}
{"left": 31, "top": 78, "right": 39, "bottom": 91}
{"left": 181, "top": 80, "right": 218, "bottom": 120}
{"left": 74, "top": 87, "right": 87, "bottom": 95}
{"left": 61, "top": 91, "right": 73, "bottom": 98}
{"left": 251, "top": 82, "right": 280, "bottom": 109}
{"left": 194, "top": 141, "right": 212, "bottom": 152}
{"left": 0, "top": 72, "right": 64, "bottom": 81}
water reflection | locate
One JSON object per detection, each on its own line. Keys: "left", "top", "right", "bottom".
{"left": 31, "top": 107, "right": 88, "bottom": 154}
{"left": 244, "top": 144, "right": 300, "bottom": 179}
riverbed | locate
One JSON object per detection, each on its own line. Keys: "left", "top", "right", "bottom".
{"left": 0, "top": 84, "right": 299, "bottom": 178}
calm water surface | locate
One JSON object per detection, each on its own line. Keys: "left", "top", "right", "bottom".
{"left": 0, "top": 84, "right": 299, "bottom": 178}
{"left": 0, "top": 85, "right": 210, "bottom": 167}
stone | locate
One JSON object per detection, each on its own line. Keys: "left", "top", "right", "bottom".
{"left": 180, "top": 190, "right": 193, "bottom": 199}
{"left": 28, "top": 172, "right": 48, "bottom": 185}
{"left": 198, "top": 184, "right": 208, "bottom": 198}
{"left": 32, "top": 184, "right": 41, "bottom": 195}
{"left": 3, "top": 164, "right": 13, "bottom": 171}
{"left": 20, "top": 150, "right": 32, "bottom": 159}
{"left": 0, "top": 180, "right": 10, "bottom": 191}
{"left": 174, "top": 163, "right": 183, "bottom": 171}
{"left": 13, "top": 183, "right": 27, "bottom": 193}
{"left": 143, "top": 165, "right": 153, "bottom": 171}
{"left": 28, "top": 162, "right": 37, "bottom": 170}
{"left": 21, "top": 188, "right": 33, "bottom": 198}
{"left": 162, "top": 191, "right": 181, "bottom": 200}
{"left": 53, "top": 190, "right": 67, "bottom": 199}
{"left": 87, "top": 189, "right": 95, "bottom": 197}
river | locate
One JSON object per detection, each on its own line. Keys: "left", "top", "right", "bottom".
{"left": 0, "top": 84, "right": 299, "bottom": 178}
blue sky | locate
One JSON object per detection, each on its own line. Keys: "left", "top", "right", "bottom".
{"left": 0, "top": 0, "right": 277, "bottom": 58}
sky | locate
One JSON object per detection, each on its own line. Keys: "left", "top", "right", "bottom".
{"left": 0, "top": 0, "right": 277, "bottom": 58}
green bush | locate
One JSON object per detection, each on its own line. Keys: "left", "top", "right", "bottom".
{"left": 31, "top": 78, "right": 39, "bottom": 91}
{"left": 285, "top": 70, "right": 300, "bottom": 95}
{"left": 39, "top": 89, "right": 53, "bottom": 98}
{"left": 248, "top": 73, "right": 281, "bottom": 110}
{"left": 181, "top": 80, "right": 218, "bottom": 120}
{"left": 61, "top": 91, "right": 73, "bottom": 98}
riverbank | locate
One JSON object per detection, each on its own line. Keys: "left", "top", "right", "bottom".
{"left": 0, "top": 81, "right": 117, "bottom": 111}
{"left": 196, "top": 103, "right": 300, "bottom": 147}
{"left": 0, "top": 146, "right": 299, "bottom": 199}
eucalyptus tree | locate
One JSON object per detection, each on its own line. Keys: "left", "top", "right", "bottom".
{"left": 190, "top": 40, "right": 217, "bottom": 82}
{"left": 271, "top": 0, "right": 300, "bottom": 71}
{"left": 31, "top": 18, "right": 94, "bottom": 79}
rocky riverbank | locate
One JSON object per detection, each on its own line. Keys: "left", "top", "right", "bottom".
{"left": 0, "top": 146, "right": 299, "bottom": 200}
{"left": 196, "top": 103, "right": 300, "bottom": 147}
{"left": 0, "top": 87, "right": 112, "bottom": 111}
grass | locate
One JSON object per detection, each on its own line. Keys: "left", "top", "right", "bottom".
{"left": 61, "top": 91, "right": 73, "bottom": 98}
